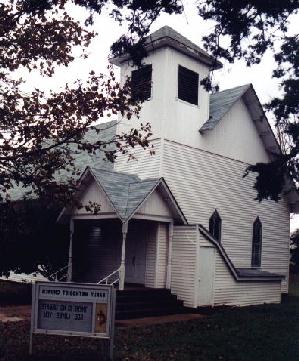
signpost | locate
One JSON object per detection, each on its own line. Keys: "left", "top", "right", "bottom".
{"left": 30, "top": 281, "right": 116, "bottom": 360}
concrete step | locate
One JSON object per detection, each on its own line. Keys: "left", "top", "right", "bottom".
{"left": 115, "top": 288, "right": 186, "bottom": 320}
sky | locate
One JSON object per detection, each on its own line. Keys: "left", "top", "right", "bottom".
{"left": 20, "top": 1, "right": 299, "bottom": 231}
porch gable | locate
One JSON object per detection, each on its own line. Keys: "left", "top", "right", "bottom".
{"left": 59, "top": 167, "right": 186, "bottom": 224}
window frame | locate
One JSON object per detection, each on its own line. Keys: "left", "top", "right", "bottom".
{"left": 251, "top": 216, "right": 262, "bottom": 268}
{"left": 177, "top": 64, "right": 199, "bottom": 106}
{"left": 131, "top": 64, "right": 152, "bottom": 102}
{"left": 209, "top": 209, "right": 222, "bottom": 243}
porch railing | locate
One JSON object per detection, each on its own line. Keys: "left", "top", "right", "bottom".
{"left": 97, "top": 268, "right": 120, "bottom": 286}
{"left": 48, "top": 265, "right": 69, "bottom": 282}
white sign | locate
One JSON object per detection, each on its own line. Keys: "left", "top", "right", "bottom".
{"left": 30, "top": 282, "right": 116, "bottom": 359}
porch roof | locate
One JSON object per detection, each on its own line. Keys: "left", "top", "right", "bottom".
{"left": 91, "top": 167, "right": 159, "bottom": 220}
{"left": 59, "top": 167, "right": 187, "bottom": 224}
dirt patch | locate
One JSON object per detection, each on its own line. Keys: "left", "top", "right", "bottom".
{"left": 116, "top": 313, "right": 205, "bottom": 327}
{"left": 0, "top": 305, "right": 31, "bottom": 322}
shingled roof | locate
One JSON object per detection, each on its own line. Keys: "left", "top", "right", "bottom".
{"left": 200, "top": 84, "right": 282, "bottom": 155}
{"left": 90, "top": 168, "right": 160, "bottom": 220}
{"left": 62, "top": 167, "right": 187, "bottom": 223}
{"left": 200, "top": 84, "right": 251, "bottom": 132}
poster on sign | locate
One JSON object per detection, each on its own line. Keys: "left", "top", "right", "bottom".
{"left": 30, "top": 282, "right": 116, "bottom": 359}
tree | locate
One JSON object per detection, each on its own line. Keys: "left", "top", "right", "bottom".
{"left": 0, "top": 0, "right": 182, "bottom": 277}
{"left": 290, "top": 229, "right": 299, "bottom": 274}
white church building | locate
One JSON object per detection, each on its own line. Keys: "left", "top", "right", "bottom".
{"left": 60, "top": 26, "right": 299, "bottom": 309}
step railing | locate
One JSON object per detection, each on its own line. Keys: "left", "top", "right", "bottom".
{"left": 48, "top": 265, "right": 69, "bottom": 282}
{"left": 98, "top": 268, "right": 120, "bottom": 286}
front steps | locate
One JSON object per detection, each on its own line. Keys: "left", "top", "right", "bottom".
{"left": 116, "top": 288, "right": 186, "bottom": 320}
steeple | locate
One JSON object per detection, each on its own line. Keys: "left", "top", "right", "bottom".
{"left": 110, "top": 26, "right": 222, "bottom": 148}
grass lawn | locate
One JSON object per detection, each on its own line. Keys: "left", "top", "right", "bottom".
{"left": 0, "top": 279, "right": 299, "bottom": 361}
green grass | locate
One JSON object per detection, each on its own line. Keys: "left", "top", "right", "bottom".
{"left": 0, "top": 278, "right": 299, "bottom": 361}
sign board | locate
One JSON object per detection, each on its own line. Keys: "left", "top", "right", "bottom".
{"left": 30, "top": 281, "right": 116, "bottom": 358}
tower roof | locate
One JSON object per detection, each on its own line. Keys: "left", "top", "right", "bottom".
{"left": 110, "top": 26, "right": 222, "bottom": 70}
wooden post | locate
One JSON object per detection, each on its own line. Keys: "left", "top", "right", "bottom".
{"left": 67, "top": 219, "right": 74, "bottom": 282}
{"left": 119, "top": 221, "right": 128, "bottom": 291}
{"left": 166, "top": 222, "right": 174, "bottom": 289}
{"left": 29, "top": 282, "right": 36, "bottom": 355}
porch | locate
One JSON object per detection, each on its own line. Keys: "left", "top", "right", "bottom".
{"left": 58, "top": 167, "right": 187, "bottom": 292}
{"left": 67, "top": 216, "right": 186, "bottom": 320}
{"left": 70, "top": 218, "right": 171, "bottom": 289}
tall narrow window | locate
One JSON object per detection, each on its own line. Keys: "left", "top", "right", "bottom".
{"left": 178, "top": 65, "right": 199, "bottom": 105}
{"left": 252, "top": 217, "right": 262, "bottom": 267}
{"left": 131, "top": 64, "right": 152, "bottom": 102}
{"left": 209, "top": 209, "right": 222, "bottom": 242}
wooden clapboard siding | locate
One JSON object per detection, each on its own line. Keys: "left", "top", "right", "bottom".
{"left": 162, "top": 140, "right": 290, "bottom": 293}
{"left": 145, "top": 223, "right": 158, "bottom": 288}
{"left": 136, "top": 190, "right": 172, "bottom": 218}
{"left": 155, "top": 223, "right": 168, "bottom": 288}
{"left": 171, "top": 225, "right": 198, "bottom": 307}
{"left": 213, "top": 252, "right": 281, "bottom": 306}
{"left": 74, "top": 179, "right": 114, "bottom": 215}
{"left": 114, "top": 138, "right": 162, "bottom": 179}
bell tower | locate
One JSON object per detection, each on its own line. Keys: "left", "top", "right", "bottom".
{"left": 110, "top": 26, "right": 222, "bottom": 149}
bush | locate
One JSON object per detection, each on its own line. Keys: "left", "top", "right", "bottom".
{"left": 0, "top": 280, "right": 31, "bottom": 305}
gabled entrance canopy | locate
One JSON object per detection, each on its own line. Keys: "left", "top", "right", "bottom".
{"left": 58, "top": 167, "right": 187, "bottom": 224}
{"left": 58, "top": 167, "right": 187, "bottom": 291}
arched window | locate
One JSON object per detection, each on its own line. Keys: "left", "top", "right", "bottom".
{"left": 252, "top": 217, "right": 262, "bottom": 267}
{"left": 209, "top": 209, "right": 222, "bottom": 242}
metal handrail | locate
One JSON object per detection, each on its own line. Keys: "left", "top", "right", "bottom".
{"left": 48, "top": 265, "right": 69, "bottom": 281}
{"left": 97, "top": 268, "right": 120, "bottom": 285}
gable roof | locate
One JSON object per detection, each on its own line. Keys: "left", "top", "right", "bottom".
{"left": 110, "top": 26, "right": 222, "bottom": 70}
{"left": 60, "top": 167, "right": 187, "bottom": 224}
{"left": 199, "top": 84, "right": 299, "bottom": 212}
{"left": 200, "top": 84, "right": 281, "bottom": 157}
{"left": 1, "top": 120, "right": 117, "bottom": 202}
{"left": 200, "top": 84, "right": 251, "bottom": 132}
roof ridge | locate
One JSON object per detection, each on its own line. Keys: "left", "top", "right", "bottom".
{"left": 91, "top": 167, "right": 141, "bottom": 179}
{"left": 125, "top": 178, "right": 161, "bottom": 219}
{"left": 127, "top": 177, "right": 161, "bottom": 185}
{"left": 213, "top": 83, "right": 251, "bottom": 96}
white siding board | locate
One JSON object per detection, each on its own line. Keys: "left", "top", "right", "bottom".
{"left": 171, "top": 226, "right": 198, "bottom": 307}
{"left": 74, "top": 179, "right": 114, "bottom": 215}
{"left": 163, "top": 140, "right": 290, "bottom": 293}
{"left": 114, "top": 139, "right": 162, "bottom": 179}
{"left": 137, "top": 191, "right": 172, "bottom": 218}
{"left": 145, "top": 223, "right": 157, "bottom": 288}
{"left": 213, "top": 252, "right": 281, "bottom": 306}
{"left": 155, "top": 223, "right": 168, "bottom": 288}
{"left": 200, "top": 99, "right": 270, "bottom": 164}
